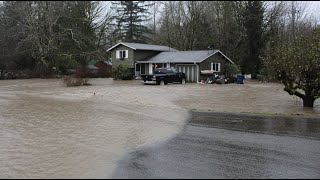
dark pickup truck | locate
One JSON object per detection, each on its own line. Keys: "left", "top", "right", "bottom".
{"left": 141, "top": 68, "right": 187, "bottom": 85}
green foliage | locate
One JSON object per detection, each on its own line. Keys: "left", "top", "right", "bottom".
{"left": 112, "top": 1, "right": 152, "bottom": 43}
{"left": 0, "top": 1, "right": 111, "bottom": 78}
{"left": 265, "top": 28, "right": 320, "bottom": 107}
{"left": 241, "top": 1, "right": 265, "bottom": 78}
{"left": 257, "top": 67, "right": 271, "bottom": 82}
{"left": 113, "top": 64, "right": 133, "bottom": 80}
{"left": 225, "top": 63, "right": 241, "bottom": 76}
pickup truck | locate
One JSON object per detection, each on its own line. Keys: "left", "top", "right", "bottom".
{"left": 141, "top": 68, "right": 187, "bottom": 85}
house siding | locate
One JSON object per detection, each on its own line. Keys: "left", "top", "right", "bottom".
{"left": 111, "top": 45, "right": 135, "bottom": 69}
{"left": 134, "top": 50, "right": 160, "bottom": 62}
{"left": 199, "top": 53, "right": 231, "bottom": 81}
{"left": 109, "top": 43, "right": 233, "bottom": 80}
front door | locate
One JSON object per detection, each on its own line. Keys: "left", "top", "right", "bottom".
{"left": 140, "top": 64, "right": 145, "bottom": 75}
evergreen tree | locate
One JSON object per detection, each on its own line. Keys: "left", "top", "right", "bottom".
{"left": 112, "top": 1, "right": 152, "bottom": 43}
{"left": 58, "top": 1, "right": 111, "bottom": 68}
{"left": 241, "top": 1, "right": 265, "bottom": 78}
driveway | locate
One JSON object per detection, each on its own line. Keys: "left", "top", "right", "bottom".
{"left": 113, "top": 111, "right": 320, "bottom": 179}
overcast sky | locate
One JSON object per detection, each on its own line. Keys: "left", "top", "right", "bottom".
{"left": 305, "top": 1, "right": 320, "bottom": 20}
{"left": 102, "top": 1, "right": 320, "bottom": 23}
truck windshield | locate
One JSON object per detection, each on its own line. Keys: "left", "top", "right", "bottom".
{"left": 153, "top": 69, "right": 167, "bottom": 74}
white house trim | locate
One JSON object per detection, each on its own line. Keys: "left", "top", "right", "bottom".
{"left": 217, "top": 50, "right": 234, "bottom": 64}
{"left": 107, "top": 42, "right": 137, "bottom": 52}
{"left": 136, "top": 51, "right": 234, "bottom": 64}
{"left": 199, "top": 51, "right": 234, "bottom": 64}
{"left": 137, "top": 61, "right": 198, "bottom": 64}
{"left": 148, "top": 63, "right": 153, "bottom": 74}
{"left": 197, "top": 64, "right": 199, "bottom": 82}
{"left": 125, "top": 50, "right": 128, "bottom": 58}
{"left": 211, "top": 62, "right": 221, "bottom": 72}
{"left": 116, "top": 51, "right": 120, "bottom": 59}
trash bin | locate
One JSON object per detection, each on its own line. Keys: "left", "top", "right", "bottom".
{"left": 236, "top": 75, "right": 245, "bottom": 84}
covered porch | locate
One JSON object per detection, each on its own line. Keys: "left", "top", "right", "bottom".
{"left": 134, "top": 63, "right": 172, "bottom": 77}
{"left": 135, "top": 62, "right": 199, "bottom": 82}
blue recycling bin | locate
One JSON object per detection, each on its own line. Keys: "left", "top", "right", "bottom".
{"left": 236, "top": 75, "right": 245, "bottom": 84}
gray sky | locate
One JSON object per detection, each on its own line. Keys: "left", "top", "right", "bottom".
{"left": 102, "top": 1, "right": 320, "bottom": 23}
{"left": 305, "top": 1, "right": 320, "bottom": 21}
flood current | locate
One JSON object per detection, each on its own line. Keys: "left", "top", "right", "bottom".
{"left": 0, "top": 78, "right": 319, "bottom": 178}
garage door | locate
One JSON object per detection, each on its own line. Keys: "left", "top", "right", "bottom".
{"left": 176, "top": 64, "right": 198, "bottom": 82}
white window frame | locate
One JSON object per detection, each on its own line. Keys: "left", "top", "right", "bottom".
{"left": 211, "top": 63, "right": 221, "bottom": 72}
{"left": 116, "top": 50, "right": 128, "bottom": 59}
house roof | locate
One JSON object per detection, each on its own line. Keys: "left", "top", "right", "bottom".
{"left": 86, "top": 65, "right": 99, "bottom": 70}
{"left": 107, "top": 42, "right": 178, "bottom": 52}
{"left": 137, "top": 50, "right": 234, "bottom": 64}
{"left": 103, "top": 61, "right": 112, "bottom": 65}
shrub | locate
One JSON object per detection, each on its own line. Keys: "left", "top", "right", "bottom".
{"left": 225, "top": 63, "right": 241, "bottom": 76}
{"left": 257, "top": 67, "right": 273, "bottom": 82}
{"left": 63, "top": 75, "right": 91, "bottom": 87}
{"left": 113, "top": 63, "right": 133, "bottom": 80}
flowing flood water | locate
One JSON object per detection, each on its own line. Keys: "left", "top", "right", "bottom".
{"left": 0, "top": 79, "right": 189, "bottom": 178}
{"left": 0, "top": 78, "right": 319, "bottom": 178}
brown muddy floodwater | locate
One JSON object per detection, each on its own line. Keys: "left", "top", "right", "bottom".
{"left": 0, "top": 78, "right": 319, "bottom": 178}
{"left": 0, "top": 78, "right": 189, "bottom": 178}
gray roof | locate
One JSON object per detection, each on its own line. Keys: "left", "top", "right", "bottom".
{"left": 107, "top": 42, "right": 178, "bottom": 52}
{"left": 137, "top": 50, "right": 233, "bottom": 64}
{"left": 86, "top": 65, "right": 99, "bottom": 70}
{"left": 103, "top": 61, "right": 112, "bottom": 65}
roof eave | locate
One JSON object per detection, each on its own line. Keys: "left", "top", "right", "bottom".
{"left": 198, "top": 50, "right": 234, "bottom": 64}
{"left": 217, "top": 50, "right": 234, "bottom": 64}
{"left": 107, "top": 42, "right": 137, "bottom": 52}
{"left": 136, "top": 61, "right": 199, "bottom": 64}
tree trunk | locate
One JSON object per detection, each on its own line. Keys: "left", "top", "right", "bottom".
{"left": 303, "top": 96, "right": 315, "bottom": 107}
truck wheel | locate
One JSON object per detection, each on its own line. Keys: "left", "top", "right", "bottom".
{"left": 160, "top": 80, "right": 165, "bottom": 86}
{"left": 181, "top": 78, "right": 186, "bottom": 84}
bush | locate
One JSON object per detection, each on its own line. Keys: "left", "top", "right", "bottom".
{"left": 63, "top": 75, "right": 91, "bottom": 87}
{"left": 257, "top": 67, "right": 272, "bottom": 82}
{"left": 225, "top": 63, "right": 241, "bottom": 76}
{"left": 113, "top": 63, "right": 133, "bottom": 80}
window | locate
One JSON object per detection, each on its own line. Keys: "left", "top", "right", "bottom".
{"left": 211, "top": 63, "right": 220, "bottom": 72}
{"left": 116, "top": 50, "right": 128, "bottom": 59}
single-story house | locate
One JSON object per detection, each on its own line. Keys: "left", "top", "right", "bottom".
{"left": 107, "top": 42, "right": 234, "bottom": 82}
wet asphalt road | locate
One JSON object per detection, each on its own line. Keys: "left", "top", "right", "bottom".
{"left": 113, "top": 112, "right": 320, "bottom": 179}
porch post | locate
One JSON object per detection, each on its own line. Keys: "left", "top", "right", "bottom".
{"left": 197, "top": 64, "right": 199, "bottom": 83}
{"left": 149, "top": 63, "right": 153, "bottom": 74}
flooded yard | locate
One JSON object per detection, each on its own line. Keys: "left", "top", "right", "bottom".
{"left": 0, "top": 78, "right": 319, "bottom": 178}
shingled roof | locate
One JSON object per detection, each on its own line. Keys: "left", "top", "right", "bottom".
{"left": 107, "top": 42, "right": 178, "bottom": 52}
{"left": 137, "top": 50, "right": 234, "bottom": 64}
